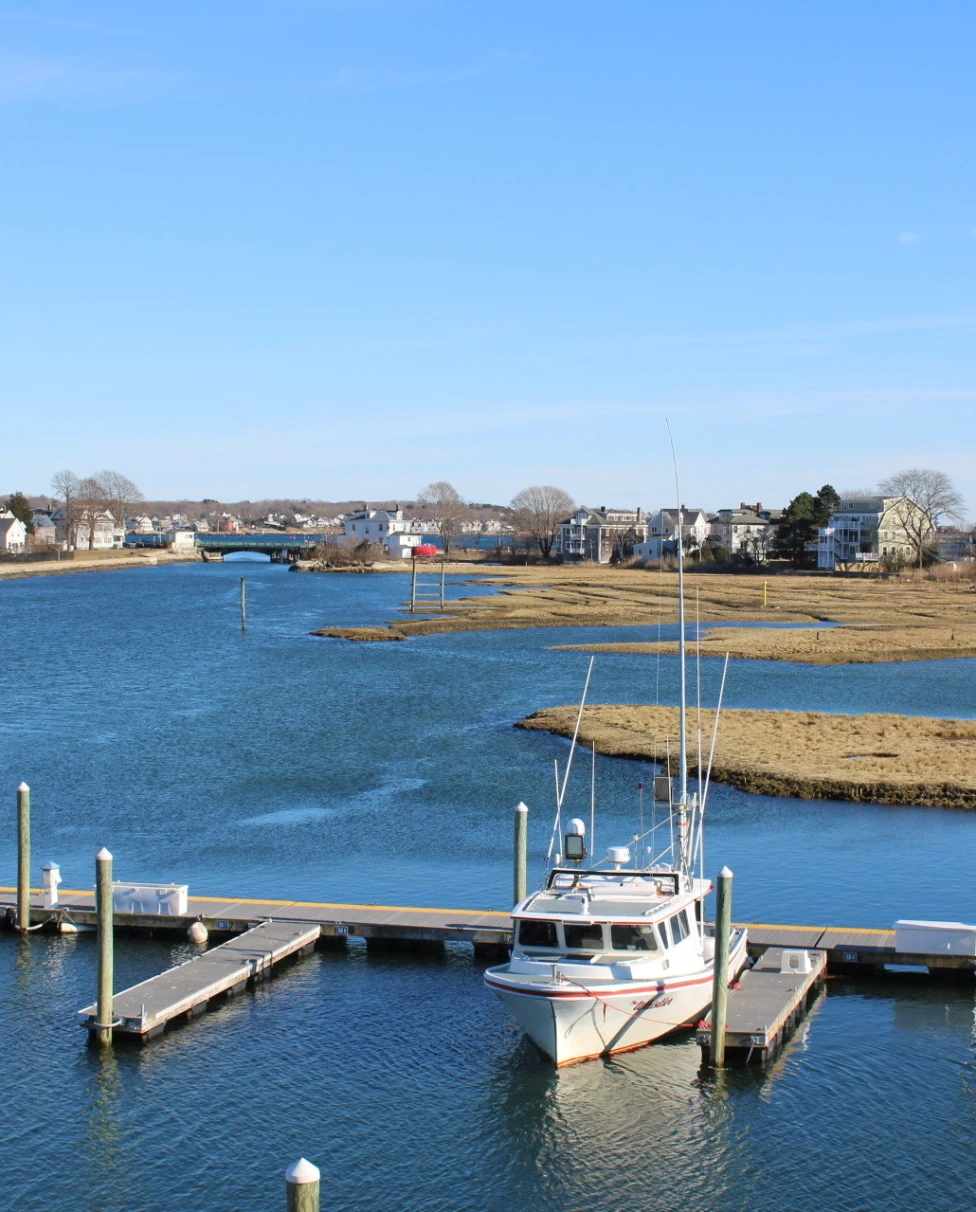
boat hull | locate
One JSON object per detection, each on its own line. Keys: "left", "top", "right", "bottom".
{"left": 486, "top": 931, "right": 749, "bottom": 1066}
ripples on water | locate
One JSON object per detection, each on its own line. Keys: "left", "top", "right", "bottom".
{"left": 2, "top": 563, "right": 976, "bottom": 1210}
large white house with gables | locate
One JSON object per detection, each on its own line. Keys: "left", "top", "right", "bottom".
{"left": 342, "top": 507, "right": 426, "bottom": 559}
{"left": 632, "top": 508, "right": 710, "bottom": 561}
{"left": 818, "top": 495, "right": 930, "bottom": 569}
{"left": 556, "top": 507, "right": 646, "bottom": 563}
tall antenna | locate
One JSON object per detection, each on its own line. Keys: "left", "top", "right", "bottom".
{"left": 665, "top": 419, "right": 688, "bottom": 807}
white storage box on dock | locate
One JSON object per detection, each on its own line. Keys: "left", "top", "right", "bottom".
{"left": 894, "top": 920, "right": 976, "bottom": 956}
{"left": 111, "top": 882, "right": 188, "bottom": 915}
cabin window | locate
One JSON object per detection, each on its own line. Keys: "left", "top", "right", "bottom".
{"left": 563, "top": 923, "right": 606, "bottom": 951}
{"left": 610, "top": 924, "right": 659, "bottom": 952}
{"left": 668, "top": 910, "right": 691, "bottom": 945}
{"left": 517, "top": 919, "right": 558, "bottom": 948}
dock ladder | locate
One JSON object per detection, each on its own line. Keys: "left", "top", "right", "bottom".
{"left": 410, "top": 557, "right": 446, "bottom": 613}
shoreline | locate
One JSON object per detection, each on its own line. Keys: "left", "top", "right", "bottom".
{"left": 516, "top": 703, "right": 976, "bottom": 810}
{"left": 0, "top": 551, "right": 201, "bottom": 580}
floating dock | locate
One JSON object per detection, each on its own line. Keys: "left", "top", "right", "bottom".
{"left": 77, "top": 919, "right": 321, "bottom": 1039}
{"left": 697, "top": 947, "right": 828, "bottom": 1063}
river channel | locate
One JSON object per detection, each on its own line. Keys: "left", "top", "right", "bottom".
{"left": 1, "top": 561, "right": 974, "bottom": 1210}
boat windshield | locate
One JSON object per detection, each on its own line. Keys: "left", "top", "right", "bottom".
{"left": 563, "top": 923, "right": 605, "bottom": 951}
{"left": 517, "top": 919, "right": 558, "bottom": 948}
{"left": 609, "top": 924, "right": 659, "bottom": 952}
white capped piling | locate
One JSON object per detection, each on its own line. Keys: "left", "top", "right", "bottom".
{"left": 240, "top": 576, "right": 247, "bottom": 630}
{"left": 710, "top": 865, "right": 734, "bottom": 1067}
{"left": 285, "top": 1158, "right": 321, "bottom": 1212}
{"left": 17, "top": 782, "right": 30, "bottom": 931}
{"left": 95, "top": 848, "right": 114, "bottom": 1047}
{"left": 513, "top": 802, "right": 529, "bottom": 906}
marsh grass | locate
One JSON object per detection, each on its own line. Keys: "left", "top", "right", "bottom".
{"left": 517, "top": 704, "right": 976, "bottom": 809}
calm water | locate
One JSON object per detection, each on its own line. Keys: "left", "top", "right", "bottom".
{"left": 1, "top": 562, "right": 975, "bottom": 1210}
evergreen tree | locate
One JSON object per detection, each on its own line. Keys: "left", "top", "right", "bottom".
{"left": 4, "top": 491, "right": 34, "bottom": 534}
{"left": 813, "top": 484, "right": 840, "bottom": 528}
{"left": 772, "top": 492, "right": 819, "bottom": 566}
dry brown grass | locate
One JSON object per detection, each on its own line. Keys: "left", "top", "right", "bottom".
{"left": 310, "top": 564, "right": 976, "bottom": 651}
{"left": 517, "top": 704, "right": 976, "bottom": 809}
{"left": 552, "top": 623, "right": 976, "bottom": 664}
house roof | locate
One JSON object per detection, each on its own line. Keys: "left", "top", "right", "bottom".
{"left": 0, "top": 517, "right": 25, "bottom": 535}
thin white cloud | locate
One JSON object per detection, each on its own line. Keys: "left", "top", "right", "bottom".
{"left": 0, "top": 52, "right": 177, "bottom": 102}
{"left": 310, "top": 50, "right": 529, "bottom": 95}
{"left": 898, "top": 231, "right": 922, "bottom": 245}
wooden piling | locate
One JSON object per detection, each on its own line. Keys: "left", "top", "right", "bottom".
{"left": 513, "top": 802, "right": 528, "bottom": 906}
{"left": 440, "top": 558, "right": 446, "bottom": 609}
{"left": 710, "top": 865, "right": 733, "bottom": 1067}
{"left": 240, "top": 576, "right": 247, "bottom": 631}
{"left": 285, "top": 1158, "right": 320, "bottom": 1212}
{"left": 95, "top": 848, "right": 114, "bottom": 1047}
{"left": 410, "top": 557, "right": 418, "bottom": 613}
{"left": 17, "top": 782, "right": 30, "bottom": 932}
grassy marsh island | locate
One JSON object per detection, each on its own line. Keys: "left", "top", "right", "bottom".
{"left": 516, "top": 704, "right": 976, "bottom": 809}
{"left": 311, "top": 565, "right": 976, "bottom": 656}
{"left": 552, "top": 623, "right": 976, "bottom": 665}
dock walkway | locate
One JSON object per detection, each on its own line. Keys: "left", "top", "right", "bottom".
{"left": 78, "top": 919, "right": 321, "bottom": 1038}
{"left": 3, "top": 890, "right": 974, "bottom": 972}
{"left": 697, "top": 947, "right": 828, "bottom": 1062}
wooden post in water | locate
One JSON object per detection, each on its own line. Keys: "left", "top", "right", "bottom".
{"left": 710, "top": 865, "right": 733, "bottom": 1067}
{"left": 410, "top": 557, "right": 418, "bottom": 613}
{"left": 17, "top": 781, "right": 30, "bottom": 931}
{"left": 513, "top": 802, "right": 528, "bottom": 906}
{"left": 95, "top": 848, "right": 115, "bottom": 1047}
{"left": 440, "top": 558, "right": 446, "bottom": 609}
{"left": 240, "top": 576, "right": 247, "bottom": 631}
{"left": 285, "top": 1158, "right": 321, "bottom": 1212}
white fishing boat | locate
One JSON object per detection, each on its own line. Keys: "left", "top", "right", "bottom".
{"left": 485, "top": 496, "right": 748, "bottom": 1066}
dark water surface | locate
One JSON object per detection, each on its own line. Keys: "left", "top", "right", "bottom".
{"left": 1, "top": 562, "right": 975, "bottom": 1210}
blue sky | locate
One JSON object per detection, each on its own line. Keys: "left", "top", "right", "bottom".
{"left": 1, "top": 1, "right": 973, "bottom": 511}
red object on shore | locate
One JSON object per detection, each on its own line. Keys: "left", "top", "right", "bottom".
{"left": 414, "top": 545, "right": 439, "bottom": 557}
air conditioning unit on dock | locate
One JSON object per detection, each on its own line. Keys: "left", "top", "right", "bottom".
{"left": 111, "top": 882, "right": 188, "bottom": 916}
{"left": 894, "top": 920, "right": 976, "bottom": 956}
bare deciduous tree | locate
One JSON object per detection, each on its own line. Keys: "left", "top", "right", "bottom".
{"left": 51, "top": 469, "right": 80, "bottom": 540}
{"left": 99, "top": 470, "right": 144, "bottom": 534}
{"left": 510, "top": 485, "right": 575, "bottom": 559}
{"left": 417, "top": 481, "right": 469, "bottom": 559}
{"left": 878, "top": 468, "right": 965, "bottom": 567}
{"left": 76, "top": 476, "right": 108, "bottom": 550}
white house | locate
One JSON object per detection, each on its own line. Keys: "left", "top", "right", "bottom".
{"left": 0, "top": 513, "right": 27, "bottom": 552}
{"left": 556, "top": 507, "right": 646, "bottom": 563}
{"left": 818, "top": 496, "right": 929, "bottom": 570}
{"left": 709, "top": 504, "right": 782, "bottom": 561}
{"left": 53, "top": 508, "right": 124, "bottom": 550}
{"left": 166, "top": 529, "right": 197, "bottom": 552}
{"left": 385, "top": 533, "right": 425, "bottom": 559}
{"left": 633, "top": 508, "right": 710, "bottom": 561}
{"left": 342, "top": 507, "right": 426, "bottom": 549}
